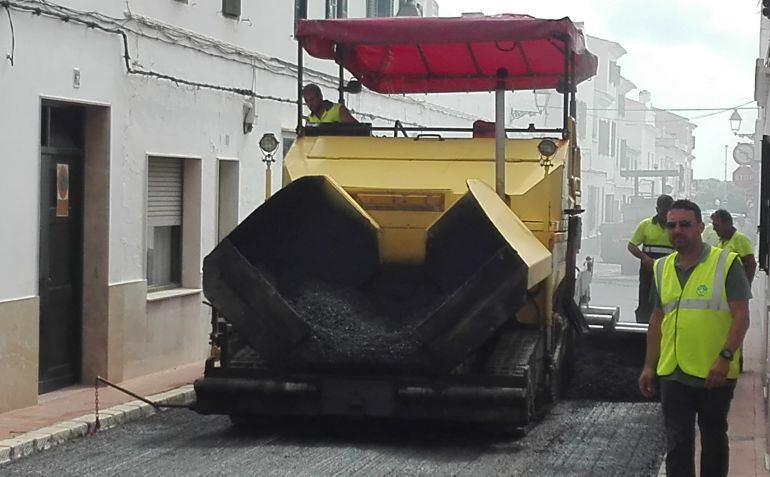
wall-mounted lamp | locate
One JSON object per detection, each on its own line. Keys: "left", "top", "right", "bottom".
{"left": 729, "top": 108, "right": 754, "bottom": 139}
{"left": 243, "top": 98, "right": 256, "bottom": 134}
{"left": 729, "top": 109, "right": 742, "bottom": 134}
{"left": 259, "top": 132, "right": 279, "bottom": 201}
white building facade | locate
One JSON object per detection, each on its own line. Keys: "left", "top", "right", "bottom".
{"left": 0, "top": 0, "right": 480, "bottom": 413}
{"left": 753, "top": 9, "right": 770, "bottom": 464}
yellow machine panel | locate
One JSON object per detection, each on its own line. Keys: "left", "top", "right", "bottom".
{"left": 284, "top": 135, "right": 572, "bottom": 269}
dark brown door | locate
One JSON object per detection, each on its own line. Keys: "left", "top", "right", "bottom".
{"left": 38, "top": 105, "right": 84, "bottom": 393}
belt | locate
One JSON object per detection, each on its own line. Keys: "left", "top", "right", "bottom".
{"left": 642, "top": 245, "right": 674, "bottom": 254}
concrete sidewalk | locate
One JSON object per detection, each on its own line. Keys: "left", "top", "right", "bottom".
{"left": 657, "top": 290, "right": 769, "bottom": 477}
{"left": 721, "top": 301, "right": 768, "bottom": 477}
{"left": 0, "top": 362, "right": 202, "bottom": 463}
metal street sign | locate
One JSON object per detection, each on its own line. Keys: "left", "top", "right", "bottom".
{"left": 732, "top": 165, "right": 755, "bottom": 189}
{"left": 732, "top": 143, "right": 754, "bottom": 166}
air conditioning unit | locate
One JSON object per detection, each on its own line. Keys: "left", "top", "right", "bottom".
{"left": 222, "top": 0, "right": 241, "bottom": 18}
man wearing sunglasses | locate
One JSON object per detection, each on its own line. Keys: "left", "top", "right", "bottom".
{"left": 627, "top": 194, "right": 675, "bottom": 323}
{"left": 638, "top": 199, "right": 751, "bottom": 477}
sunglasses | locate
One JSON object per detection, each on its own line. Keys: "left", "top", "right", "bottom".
{"left": 665, "top": 220, "right": 693, "bottom": 230}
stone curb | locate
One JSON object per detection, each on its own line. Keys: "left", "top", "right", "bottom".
{"left": 0, "top": 384, "right": 195, "bottom": 465}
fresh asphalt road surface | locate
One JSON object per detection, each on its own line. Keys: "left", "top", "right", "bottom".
{"left": 2, "top": 259, "right": 662, "bottom": 477}
{"left": 2, "top": 401, "right": 664, "bottom": 477}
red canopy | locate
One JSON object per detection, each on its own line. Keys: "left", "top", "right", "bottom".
{"left": 296, "top": 15, "right": 598, "bottom": 94}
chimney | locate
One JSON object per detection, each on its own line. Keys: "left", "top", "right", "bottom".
{"left": 638, "top": 90, "right": 651, "bottom": 106}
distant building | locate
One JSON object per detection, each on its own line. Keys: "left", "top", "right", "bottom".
{"left": 653, "top": 107, "right": 696, "bottom": 198}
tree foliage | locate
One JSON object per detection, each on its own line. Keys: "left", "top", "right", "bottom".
{"left": 691, "top": 179, "right": 748, "bottom": 214}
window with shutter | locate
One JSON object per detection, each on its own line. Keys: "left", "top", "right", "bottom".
{"left": 147, "top": 158, "right": 183, "bottom": 289}
{"left": 620, "top": 139, "right": 629, "bottom": 169}
{"left": 326, "top": 0, "right": 347, "bottom": 18}
{"left": 598, "top": 120, "right": 609, "bottom": 156}
{"left": 222, "top": 0, "right": 241, "bottom": 18}
{"left": 368, "top": 0, "right": 393, "bottom": 17}
{"left": 610, "top": 121, "right": 617, "bottom": 157}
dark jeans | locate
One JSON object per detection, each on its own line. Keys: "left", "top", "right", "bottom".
{"left": 660, "top": 379, "right": 735, "bottom": 477}
{"left": 635, "top": 252, "right": 669, "bottom": 323}
{"left": 635, "top": 263, "right": 654, "bottom": 323}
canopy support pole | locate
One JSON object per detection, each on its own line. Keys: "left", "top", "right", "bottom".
{"left": 495, "top": 86, "right": 506, "bottom": 201}
{"left": 295, "top": 0, "right": 307, "bottom": 133}
{"left": 297, "top": 41, "right": 304, "bottom": 132}
{"left": 336, "top": 45, "right": 345, "bottom": 105}
{"left": 562, "top": 39, "right": 570, "bottom": 140}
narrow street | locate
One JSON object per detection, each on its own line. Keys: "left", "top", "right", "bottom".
{"left": 589, "top": 261, "right": 640, "bottom": 323}
{"left": 1, "top": 257, "right": 667, "bottom": 477}
{"left": 1, "top": 401, "right": 664, "bottom": 477}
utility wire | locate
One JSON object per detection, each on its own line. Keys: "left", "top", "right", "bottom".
{"left": 2, "top": 0, "right": 476, "bottom": 121}
{"left": 3, "top": 5, "right": 14, "bottom": 65}
{"left": 5, "top": 1, "right": 750, "bottom": 126}
{"left": 2, "top": 0, "right": 297, "bottom": 102}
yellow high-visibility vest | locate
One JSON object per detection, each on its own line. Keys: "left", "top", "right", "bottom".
{"left": 653, "top": 246, "right": 740, "bottom": 379}
{"left": 718, "top": 230, "right": 753, "bottom": 258}
{"left": 308, "top": 103, "right": 343, "bottom": 123}
{"left": 630, "top": 217, "right": 673, "bottom": 255}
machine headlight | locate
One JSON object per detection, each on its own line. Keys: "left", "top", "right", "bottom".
{"left": 537, "top": 139, "right": 557, "bottom": 157}
{"left": 259, "top": 133, "right": 279, "bottom": 155}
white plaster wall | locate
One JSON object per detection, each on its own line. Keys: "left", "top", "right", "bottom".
{"left": 0, "top": 0, "right": 504, "bottom": 300}
{"left": 0, "top": 12, "right": 122, "bottom": 299}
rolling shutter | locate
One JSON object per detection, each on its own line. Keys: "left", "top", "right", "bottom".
{"left": 148, "top": 158, "right": 183, "bottom": 227}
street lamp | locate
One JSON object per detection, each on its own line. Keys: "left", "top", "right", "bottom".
{"left": 729, "top": 109, "right": 755, "bottom": 139}
{"left": 259, "top": 132, "right": 279, "bottom": 201}
{"left": 729, "top": 109, "right": 741, "bottom": 134}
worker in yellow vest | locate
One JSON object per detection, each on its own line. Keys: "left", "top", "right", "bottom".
{"left": 710, "top": 209, "right": 756, "bottom": 284}
{"left": 302, "top": 83, "right": 358, "bottom": 124}
{"left": 627, "top": 195, "right": 675, "bottom": 323}
{"left": 638, "top": 199, "right": 751, "bottom": 477}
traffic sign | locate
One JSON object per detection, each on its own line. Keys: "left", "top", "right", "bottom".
{"left": 732, "top": 165, "right": 755, "bottom": 189}
{"left": 732, "top": 143, "right": 754, "bottom": 166}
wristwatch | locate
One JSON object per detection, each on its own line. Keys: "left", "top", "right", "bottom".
{"left": 719, "top": 349, "right": 734, "bottom": 361}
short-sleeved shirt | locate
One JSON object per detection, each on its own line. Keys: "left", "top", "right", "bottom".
{"left": 718, "top": 230, "right": 754, "bottom": 258}
{"left": 630, "top": 217, "right": 671, "bottom": 249}
{"left": 651, "top": 244, "right": 751, "bottom": 387}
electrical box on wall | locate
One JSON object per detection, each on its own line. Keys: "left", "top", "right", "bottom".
{"left": 222, "top": 0, "right": 241, "bottom": 18}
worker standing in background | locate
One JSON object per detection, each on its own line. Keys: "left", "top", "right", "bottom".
{"left": 711, "top": 209, "right": 757, "bottom": 284}
{"left": 639, "top": 199, "right": 750, "bottom": 477}
{"left": 627, "top": 195, "right": 675, "bottom": 323}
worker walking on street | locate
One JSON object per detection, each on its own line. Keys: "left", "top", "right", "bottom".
{"left": 302, "top": 83, "right": 358, "bottom": 124}
{"left": 710, "top": 209, "right": 757, "bottom": 284}
{"left": 638, "top": 199, "right": 751, "bottom": 477}
{"left": 627, "top": 194, "right": 675, "bottom": 323}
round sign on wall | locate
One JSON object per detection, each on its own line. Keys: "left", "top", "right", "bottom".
{"left": 732, "top": 143, "right": 754, "bottom": 166}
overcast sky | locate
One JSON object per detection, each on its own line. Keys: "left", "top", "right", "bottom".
{"left": 436, "top": 0, "right": 761, "bottom": 180}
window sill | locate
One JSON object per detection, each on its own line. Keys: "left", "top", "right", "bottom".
{"left": 147, "top": 287, "right": 201, "bottom": 303}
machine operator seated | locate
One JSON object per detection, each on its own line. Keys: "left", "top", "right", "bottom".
{"left": 302, "top": 83, "right": 358, "bottom": 124}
